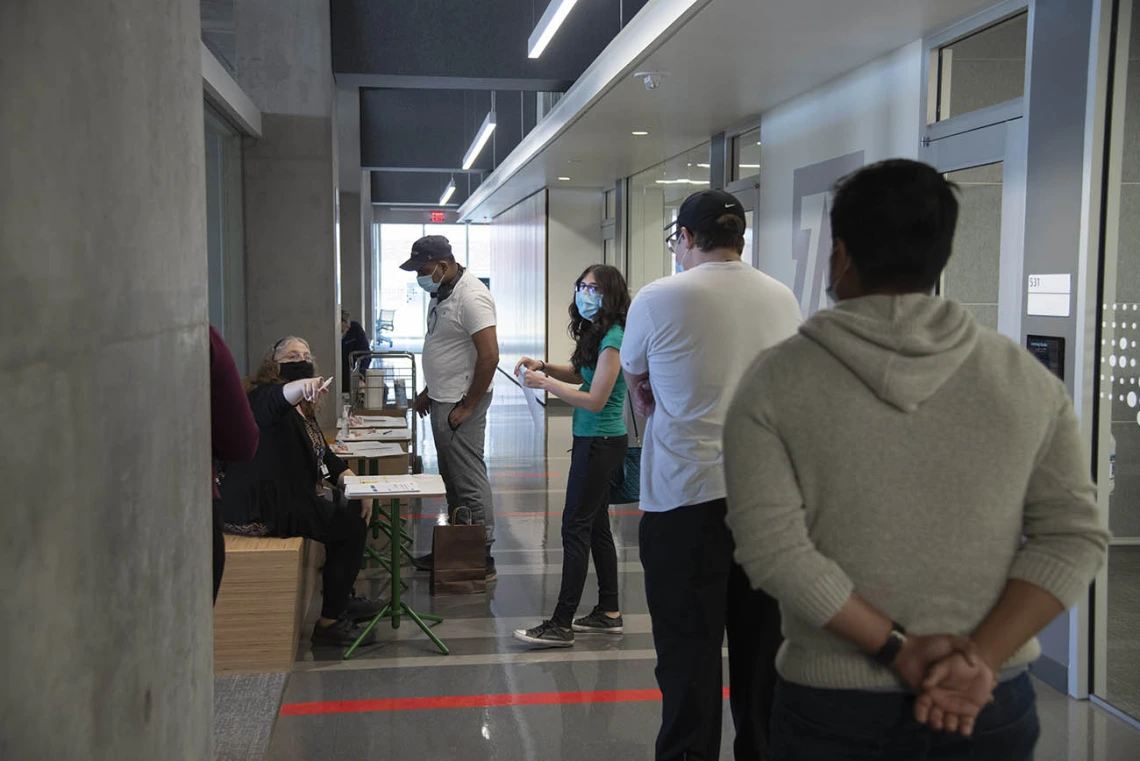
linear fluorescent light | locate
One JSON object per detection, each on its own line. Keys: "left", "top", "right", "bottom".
{"left": 461, "top": 111, "right": 497, "bottom": 170}
{"left": 697, "top": 163, "right": 711, "bottom": 168}
{"left": 631, "top": 130, "right": 649, "bottom": 136}
{"left": 655, "top": 179, "right": 710, "bottom": 185}
{"left": 528, "top": 0, "right": 580, "bottom": 59}
{"left": 739, "top": 164, "right": 761, "bottom": 169}
{"left": 439, "top": 178, "right": 456, "bottom": 205}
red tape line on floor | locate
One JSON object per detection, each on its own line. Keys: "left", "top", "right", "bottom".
{"left": 281, "top": 687, "right": 731, "bottom": 716}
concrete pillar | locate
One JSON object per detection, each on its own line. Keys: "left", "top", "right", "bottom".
{"left": 340, "top": 191, "right": 364, "bottom": 326}
{"left": 236, "top": 0, "right": 338, "bottom": 425}
{"left": 0, "top": 1, "right": 211, "bottom": 759}
{"left": 362, "top": 177, "right": 376, "bottom": 337}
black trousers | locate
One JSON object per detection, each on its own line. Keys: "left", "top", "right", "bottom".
{"left": 278, "top": 496, "right": 369, "bottom": 620}
{"left": 212, "top": 499, "right": 226, "bottom": 604}
{"left": 552, "top": 435, "right": 628, "bottom": 627}
{"left": 640, "top": 499, "right": 783, "bottom": 761}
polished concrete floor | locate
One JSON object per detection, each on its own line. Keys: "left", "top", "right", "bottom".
{"left": 257, "top": 378, "right": 1140, "bottom": 760}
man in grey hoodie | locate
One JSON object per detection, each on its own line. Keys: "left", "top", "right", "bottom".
{"left": 724, "top": 159, "right": 1109, "bottom": 761}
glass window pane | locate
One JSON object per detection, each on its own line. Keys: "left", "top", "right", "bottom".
{"left": 1097, "top": 3, "right": 1140, "bottom": 722}
{"left": 605, "top": 189, "right": 616, "bottom": 220}
{"left": 627, "top": 143, "right": 710, "bottom": 294}
{"left": 378, "top": 224, "right": 427, "bottom": 346}
{"left": 732, "top": 126, "right": 763, "bottom": 181}
{"left": 931, "top": 12, "right": 1028, "bottom": 123}
{"left": 467, "top": 223, "right": 491, "bottom": 279}
{"left": 940, "top": 163, "right": 1003, "bottom": 331}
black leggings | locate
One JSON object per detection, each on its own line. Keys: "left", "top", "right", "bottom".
{"left": 552, "top": 435, "right": 628, "bottom": 627}
{"left": 283, "top": 496, "right": 369, "bottom": 619}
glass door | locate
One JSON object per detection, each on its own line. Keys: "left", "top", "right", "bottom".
{"left": 725, "top": 179, "right": 760, "bottom": 269}
{"left": 921, "top": 117, "right": 1027, "bottom": 342}
{"left": 1092, "top": 0, "right": 1140, "bottom": 725}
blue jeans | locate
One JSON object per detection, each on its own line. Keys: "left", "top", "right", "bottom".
{"left": 770, "top": 673, "right": 1039, "bottom": 761}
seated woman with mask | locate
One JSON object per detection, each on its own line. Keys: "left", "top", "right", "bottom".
{"left": 218, "top": 336, "right": 384, "bottom": 646}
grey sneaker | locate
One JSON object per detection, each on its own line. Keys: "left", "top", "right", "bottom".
{"left": 514, "top": 620, "right": 574, "bottom": 648}
{"left": 573, "top": 607, "right": 624, "bottom": 634}
{"left": 312, "top": 614, "right": 377, "bottom": 647}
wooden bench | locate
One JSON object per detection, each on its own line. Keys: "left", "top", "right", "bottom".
{"left": 213, "top": 535, "right": 322, "bottom": 674}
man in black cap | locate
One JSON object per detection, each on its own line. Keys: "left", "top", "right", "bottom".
{"left": 620, "top": 190, "right": 803, "bottom": 761}
{"left": 401, "top": 235, "right": 500, "bottom": 579}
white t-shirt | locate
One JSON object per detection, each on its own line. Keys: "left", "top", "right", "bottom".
{"left": 621, "top": 261, "right": 802, "bottom": 512}
{"left": 423, "top": 270, "right": 497, "bottom": 403}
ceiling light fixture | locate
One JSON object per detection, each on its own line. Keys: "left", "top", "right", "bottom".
{"left": 558, "top": 176, "right": 571, "bottom": 181}
{"left": 655, "top": 179, "right": 710, "bottom": 185}
{"left": 697, "top": 163, "right": 711, "bottom": 168}
{"left": 439, "top": 177, "right": 457, "bottom": 206}
{"left": 462, "top": 110, "right": 497, "bottom": 170}
{"left": 631, "top": 130, "right": 649, "bottom": 136}
{"left": 739, "top": 164, "right": 761, "bottom": 169}
{"left": 528, "top": 0, "right": 580, "bottom": 59}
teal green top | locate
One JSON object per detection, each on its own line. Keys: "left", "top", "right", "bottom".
{"left": 572, "top": 324, "right": 628, "bottom": 438}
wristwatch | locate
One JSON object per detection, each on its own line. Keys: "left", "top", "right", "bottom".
{"left": 874, "top": 622, "right": 908, "bottom": 667}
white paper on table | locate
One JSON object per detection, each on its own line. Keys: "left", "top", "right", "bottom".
{"left": 343, "top": 476, "right": 420, "bottom": 498}
{"left": 331, "top": 441, "right": 406, "bottom": 458}
{"left": 518, "top": 368, "right": 545, "bottom": 427}
{"left": 346, "top": 427, "right": 413, "bottom": 441}
{"left": 349, "top": 415, "right": 405, "bottom": 428}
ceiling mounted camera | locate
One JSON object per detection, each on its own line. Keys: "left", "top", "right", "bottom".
{"left": 635, "top": 71, "right": 667, "bottom": 91}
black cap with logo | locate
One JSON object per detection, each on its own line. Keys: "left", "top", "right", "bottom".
{"left": 665, "top": 189, "right": 746, "bottom": 235}
{"left": 400, "top": 235, "right": 453, "bottom": 271}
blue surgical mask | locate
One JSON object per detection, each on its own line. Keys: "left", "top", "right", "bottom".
{"left": 575, "top": 291, "right": 603, "bottom": 321}
{"left": 675, "top": 260, "right": 684, "bottom": 274}
{"left": 417, "top": 264, "right": 442, "bottom": 294}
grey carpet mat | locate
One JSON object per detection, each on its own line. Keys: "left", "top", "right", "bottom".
{"left": 214, "top": 673, "right": 288, "bottom": 761}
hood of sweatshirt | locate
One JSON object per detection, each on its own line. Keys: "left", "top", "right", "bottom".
{"left": 799, "top": 294, "right": 979, "bottom": 413}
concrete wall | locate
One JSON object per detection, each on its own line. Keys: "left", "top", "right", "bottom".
{"left": 237, "top": 0, "right": 339, "bottom": 426}
{"left": 0, "top": 1, "right": 212, "bottom": 759}
{"left": 340, "top": 192, "right": 364, "bottom": 324}
{"left": 757, "top": 40, "right": 922, "bottom": 317}
{"left": 547, "top": 189, "right": 605, "bottom": 367}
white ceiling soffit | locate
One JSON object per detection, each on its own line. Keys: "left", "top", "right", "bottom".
{"left": 458, "top": 0, "right": 995, "bottom": 222}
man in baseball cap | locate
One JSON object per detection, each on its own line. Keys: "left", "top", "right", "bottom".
{"left": 624, "top": 188, "right": 802, "bottom": 761}
{"left": 403, "top": 234, "right": 500, "bottom": 581}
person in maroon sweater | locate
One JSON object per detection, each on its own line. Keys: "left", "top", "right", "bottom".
{"left": 210, "top": 326, "right": 260, "bottom": 603}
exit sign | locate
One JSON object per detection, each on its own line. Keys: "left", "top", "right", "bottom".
{"left": 430, "top": 211, "right": 446, "bottom": 223}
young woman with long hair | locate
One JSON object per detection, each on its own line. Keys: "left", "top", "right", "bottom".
{"left": 513, "top": 264, "right": 632, "bottom": 647}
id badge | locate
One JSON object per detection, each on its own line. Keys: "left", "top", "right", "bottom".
{"left": 320, "top": 461, "right": 330, "bottom": 479}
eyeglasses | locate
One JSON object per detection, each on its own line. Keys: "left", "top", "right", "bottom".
{"left": 576, "top": 282, "right": 602, "bottom": 296}
{"left": 277, "top": 350, "right": 314, "bottom": 363}
{"left": 666, "top": 229, "right": 683, "bottom": 252}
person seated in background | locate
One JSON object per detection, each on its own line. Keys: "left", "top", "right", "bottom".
{"left": 218, "top": 336, "right": 384, "bottom": 647}
{"left": 341, "top": 309, "right": 371, "bottom": 393}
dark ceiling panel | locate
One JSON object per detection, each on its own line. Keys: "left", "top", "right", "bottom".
{"left": 332, "top": 0, "right": 650, "bottom": 83}
{"left": 361, "top": 88, "right": 526, "bottom": 171}
{"left": 371, "top": 171, "right": 478, "bottom": 206}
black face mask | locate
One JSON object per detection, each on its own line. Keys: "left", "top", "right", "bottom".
{"left": 279, "top": 360, "right": 315, "bottom": 382}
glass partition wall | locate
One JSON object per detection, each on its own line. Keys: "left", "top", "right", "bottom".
{"left": 626, "top": 143, "right": 710, "bottom": 294}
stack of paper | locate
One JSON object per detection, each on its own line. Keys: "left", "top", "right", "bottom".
{"left": 343, "top": 476, "right": 421, "bottom": 498}
{"left": 338, "top": 415, "right": 406, "bottom": 429}
{"left": 331, "top": 441, "right": 406, "bottom": 458}
{"left": 346, "top": 427, "right": 413, "bottom": 442}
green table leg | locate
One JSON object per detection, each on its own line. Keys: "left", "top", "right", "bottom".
{"left": 344, "top": 495, "right": 448, "bottom": 659}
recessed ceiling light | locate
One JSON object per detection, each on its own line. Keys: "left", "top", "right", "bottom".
{"left": 558, "top": 176, "right": 571, "bottom": 181}
{"left": 632, "top": 130, "right": 649, "bottom": 136}
{"left": 756, "top": 141, "right": 763, "bottom": 145}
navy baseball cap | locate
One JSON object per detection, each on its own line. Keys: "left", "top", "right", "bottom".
{"left": 666, "top": 189, "right": 746, "bottom": 235}
{"left": 400, "top": 235, "right": 453, "bottom": 271}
